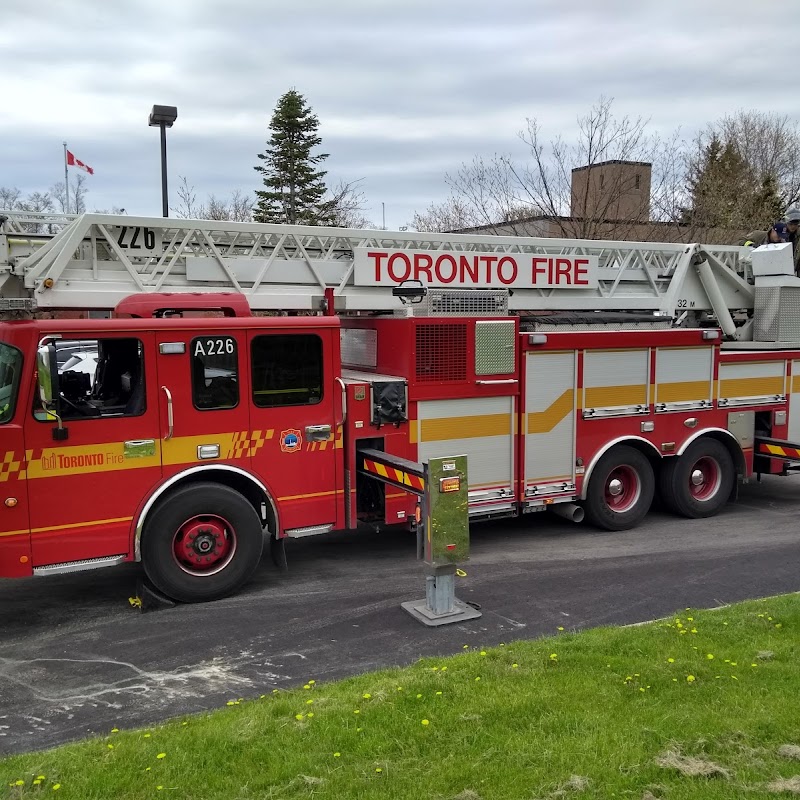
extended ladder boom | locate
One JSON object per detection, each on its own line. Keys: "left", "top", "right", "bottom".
{"left": 0, "top": 211, "right": 754, "bottom": 325}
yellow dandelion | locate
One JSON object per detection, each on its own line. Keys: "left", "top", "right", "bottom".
{"left": 416, "top": 694, "right": 423, "bottom": 698}
{"left": 397, "top": 687, "right": 403, "bottom": 691}
{"left": 272, "top": 689, "right": 279, "bottom": 694}
{"left": 306, "top": 699, "right": 314, "bottom": 705}
{"left": 679, "top": 630, "right": 688, "bottom": 635}
{"left": 549, "top": 653, "right": 558, "bottom": 660}
{"left": 356, "top": 727, "right": 362, "bottom": 732}
{"left": 33, "top": 780, "right": 42, "bottom": 786}
{"left": 687, "top": 617, "right": 694, "bottom": 621}
{"left": 303, "top": 684, "right": 311, "bottom": 690}
{"left": 480, "top": 651, "right": 487, "bottom": 656}
{"left": 686, "top": 675, "right": 696, "bottom": 683}
{"left": 462, "top": 644, "right": 469, "bottom": 649}
{"left": 52, "top": 784, "right": 61, "bottom": 791}
{"left": 421, "top": 719, "right": 430, "bottom": 726}
{"left": 723, "top": 622, "right": 728, "bottom": 626}
{"left": 776, "top": 623, "right": 783, "bottom": 629}
{"left": 354, "top": 709, "right": 360, "bottom": 714}
{"left": 474, "top": 677, "right": 481, "bottom": 681}
{"left": 111, "top": 728, "right": 119, "bottom": 733}
{"left": 107, "top": 744, "right": 114, "bottom": 749}
{"left": 731, "top": 662, "right": 737, "bottom": 666}
{"left": 706, "top": 654, "right": 714, "bottom": 660}
{"left": 308, "top": 680, "right": 316, "bottom": 685}
{"left": 441, "top": 666, "right": 447, "bottom": 671}
{"left": 431, "top": 666, "right": 439, "bottom": 671}
{"left": 557, "top": 626, "right": 565, "bottom": 631}
{"left": 333, "top": 752, "right": 341, "bottom": 758}
{"left": 731, "top": 675, "right": 739, "bottom": 680}
{"left": 146, "top": 768, "right": 151, "bottom": 772}
{"left": 156, "top": 753, "right": 166, "bottom": 759}
{"left": 295, "top": 714, "right": 304, "bottom": 721}
{"left": 37, "top": 776, "right": 45, "bottom": 781}
{"left": 751, "top": 663, "right": 758, "bottom": 667}
{"left": 639, "top": 687, "right": 645, "bottom": 692}
{"left": 156, "top": 787, "right": 163, "bottom": 791}
{"left": 667, "top": 658, "right": 675, "bottom": 663}
{"left": 676, "top": 622, "right": 683, "bottom": 628}
{"left": 307, "top": 713, "right": 314, "bottom": 718}
{"left": 226, "top": 701, "right": 236, "bottom": 706}
{"left": 672, "top": 678, "right": 678, "bottom": 682}
{"left": 690, "top": 628, "right": 698, "bottom": 634}
{"left": 182, "top": 721, "right": 188, "bottom": 726}
{"left": 363, "top": 693, "right": 371, "bottom": 699}
{"left": 15, "top": 780, "right": 24, "bottom": 786}
{"left": 144, "top": 733, "right": 151, "bottom": 738}
{"left": 375, "top": 768, "right": 383, "bottom": 773}
{"left": 512, "top": 663, "right": 519, "bottom": 668}
{"left": 436, "top": 691, "right": 443, "bottom": 696}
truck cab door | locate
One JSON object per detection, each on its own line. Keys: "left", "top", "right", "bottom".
{"left": 155, "top": 330, "right": 252, "bottom": 479}
{"left": 0, "top": 340, "right": 31, "bottom": 576}
{"left": 247, "top": 328, "right": 341, "bottom": 535}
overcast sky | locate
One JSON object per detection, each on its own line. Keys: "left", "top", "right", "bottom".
{"left": 1, "top": 0, "right": 796, "bottom": 228}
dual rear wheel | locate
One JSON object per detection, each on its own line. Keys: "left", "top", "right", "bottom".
{"left": 584, "top": 440, "right": 735, "bottom": 531}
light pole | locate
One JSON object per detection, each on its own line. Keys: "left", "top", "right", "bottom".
{"left": 148, "top": 105, "right": 178, "bottom": 217}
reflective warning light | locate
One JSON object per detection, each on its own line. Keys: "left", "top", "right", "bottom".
{"left": 4, "top": 498, "right": 17, "bottom": 507}
{"left": 439, "top": 477, "right": 460, "bottom": 493}
{"left": 446, "top": 544, "right": 457, "bottom": 551}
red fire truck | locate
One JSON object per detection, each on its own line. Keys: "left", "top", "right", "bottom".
{"left": 1, "top": 211, "right": 798, "bottom": 602}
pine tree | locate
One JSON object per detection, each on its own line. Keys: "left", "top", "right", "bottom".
{"left": 253, "top": 90, "right": 333, "bottom": 225}
{"left": 683, "top": 137, "right": 782, "bottom": 231}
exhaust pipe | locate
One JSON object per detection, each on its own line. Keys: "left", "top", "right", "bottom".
{"left": 549, "top": 502, "right": 585, "bottom": 523}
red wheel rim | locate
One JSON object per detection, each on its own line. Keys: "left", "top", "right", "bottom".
{"left": 604, "top": 465, "right": 641, "bottom": 513}
{"left": 688, "top": 456, "right": 721, "bottom": 501}
{"left": 172, "top": 514, "right": 236, "bottom": 576}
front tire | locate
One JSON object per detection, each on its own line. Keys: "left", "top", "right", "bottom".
{"left": 584, "top": 445, "right": 655, "bottom": 531}
{"left": 659, "top": 438, "right": 734, "bottom": 519}
{"left": 141, "top": 482, "right": 264, "bottom": 603}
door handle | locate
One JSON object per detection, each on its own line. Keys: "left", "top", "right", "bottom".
{"left": 334, "top": 376, "right": 347, "bottom": 426}
{"left": 161, "top": 385, "right": 174, "bottom": 440}
{"left": 305, "top": 424, "right": 332, "bottom": 442}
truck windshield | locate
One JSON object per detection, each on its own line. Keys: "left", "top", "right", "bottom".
{"left": 0, "top": 342, "right": 23, "bottom": 424}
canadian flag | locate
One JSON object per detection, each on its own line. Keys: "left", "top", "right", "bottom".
{"left": 66, "top": 150, "right": 94, "bottom": 175}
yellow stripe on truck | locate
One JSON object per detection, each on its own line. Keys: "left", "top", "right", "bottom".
{"left": 420, "top": 413, "right": 512, "bottom": 442}
{"left": 656, "top": 380, "right": 712, "bottom": 403}
{"left": 719, "top": 377, "right": 784, "bottom": 398}
{"left": 584, "top": 385, "right": 646, "bottom": 408}
{"left": 526, "top": 389, "right": 573, "bottom": 434}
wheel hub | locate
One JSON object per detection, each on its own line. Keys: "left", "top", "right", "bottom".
{"left": 690, "top": 469, "right": 705, "bottom": 487}
{"left": 173, "top": 515, "right": 234, "bottom": 574}
{"left": 604, "top": 465, "right": 641, "bottom": 513}
{"left": 608, "top": 478, "right": 624, "bottom": 497}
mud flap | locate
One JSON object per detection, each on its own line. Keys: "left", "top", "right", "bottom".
{"left": 270, "top": 534, "right": 288, "bottom": 572}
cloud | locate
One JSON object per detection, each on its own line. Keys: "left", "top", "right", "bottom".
{"left": 0, "top": 0, "right": 797, "bottom": 227}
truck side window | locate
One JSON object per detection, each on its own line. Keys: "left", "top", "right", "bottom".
{"left": 0, "top": 343, "right": 23, "bottom": 424}
{"left": 191, "top": 336, "right": 239, "bottom": 410}
{"left": 34, "top": 338, "right": 146, "bottom": 421}
{"left": 251, "top": 334, "right": 323, "bottom": 407}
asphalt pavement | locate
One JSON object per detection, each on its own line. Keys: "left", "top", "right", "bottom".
{"left": 1, "top": 474, "right": 798, "bottom": 756}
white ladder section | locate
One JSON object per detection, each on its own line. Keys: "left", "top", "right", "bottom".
{"left": 0, "top": 212, "right": 753, "bottom": 325}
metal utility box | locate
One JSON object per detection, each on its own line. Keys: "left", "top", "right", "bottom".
{"left": 425, "top": 454, "right": 469, "bottom": 566}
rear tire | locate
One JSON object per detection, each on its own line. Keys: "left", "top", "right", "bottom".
{"left": 659, "top": 438, "right": 734, "bottom": 519}
{"left": 584, "top": 445, "right": 654, "bottom": 531}
{"left": 141, "top": 482, "right": 264, "bottom": 603}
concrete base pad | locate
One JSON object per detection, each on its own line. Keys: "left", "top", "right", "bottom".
{"left": 401, "top": 598, "right": 483, "bottom": 627}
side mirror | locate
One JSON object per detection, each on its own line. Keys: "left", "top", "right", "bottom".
{"left": 36, "top": 342, "right": 68, "bottom": 440}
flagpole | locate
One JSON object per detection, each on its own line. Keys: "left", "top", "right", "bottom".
{"left": 63, "top": 141, "right": 70, "bottom": 214}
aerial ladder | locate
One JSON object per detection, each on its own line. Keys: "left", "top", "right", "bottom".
{"left": 0, "top": 209, "right": 766, "bottom": 338}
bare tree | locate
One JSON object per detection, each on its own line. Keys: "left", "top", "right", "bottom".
{"left": 411, "top": 98, "right": 699, "bottom": 242}
{"left": 326, "top": 179, "right": 374, "bottom": 228}
{"left": 0, "top": 187, "right": 23, "bottom": 210}
{"left": 175, "top": 177, "right": 254, "bottom": 222}
{"left": 50, "top": 174, "right": 87, "bottom": 214}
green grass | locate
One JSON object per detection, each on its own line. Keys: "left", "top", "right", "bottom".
{"left": 3, "top": 596, "right": 800, "bottom": 799}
